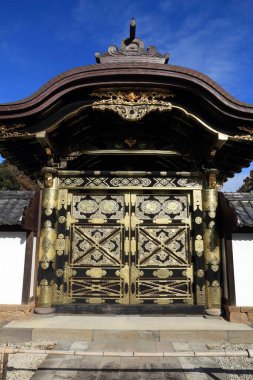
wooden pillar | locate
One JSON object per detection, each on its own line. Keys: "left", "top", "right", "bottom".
{"left": 203, "top": 169, "right": 222, "bottom": 316}
{"left": 36, "top": 168, "right": 58, "bottom": 312}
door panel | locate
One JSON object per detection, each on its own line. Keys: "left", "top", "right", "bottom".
{"left": 130, "top": 194, "right": 192, "bottom": 304}
{"left": 69, "top": 194, "right": 130, "bottom": 304}
{"left": 68, "top": 192, "right": 193, "bottom": 304}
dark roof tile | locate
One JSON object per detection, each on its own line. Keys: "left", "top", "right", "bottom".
{"left": 0, "top": 191, "right": 35, "bottom": 226}
{"left": 222, "top": 192, "right": 253, "bottom": 228}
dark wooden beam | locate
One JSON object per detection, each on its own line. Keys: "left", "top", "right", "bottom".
{"left": 225, "top": 233, "right": 236, "bottom": 306}
{"left": 21, "top": 231, "right": 34, "bottom": 304}
{"left": 36, "top": 131, "right": 56, "bottom": 157}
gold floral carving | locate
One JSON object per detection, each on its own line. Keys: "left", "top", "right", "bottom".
{"left": 131, "top": 264, "right": 144, "bottom": 281}
{"left": 42, "top": 189, "right": 58, "bottom": 216}
{"left": 154, "top": 299, "right": 173, "bottom": 305}
{"left": 65, "top": 237, "right": 70, "bottom": 255}
{"left": 125, "top": 137, "right": 137, "bottom": 147}
{"left": 91, "top": 88, "right": 173, "bottom": 121}
{"left": 58, "top": 189, "right": 68, "bottom": 209}
{"left": 56, "top": 234, "right": 65, "bottom": 255}
{"left": 206, "top": 280, "right": 221, "bottom": 308}
{"left": 86, "top": 298, "right": 105, "bottom": 304}
{"left": 193, "top": 190, "right": 203, "bottom": 211}
{"left": 58, "top": 216, "right": 66, "bottom": 224}
{"left": 124, "top": 237, "right": 130, "bottom": 255}
{"left": 86, "top": 268, "right": 107, "bottom": 278}
{"left": 232, "top": 127, "right": 253, "bottom": 141}
{"left": 56, "top": 269, "right": 64, "bottom": 277}
{"left": 197, "top": 269, "right": 204, "bottom": 278}
{"left": 116, "top": 264, "right": 129, "bottom": 285}
{"left": 196, "top": 285, "right": 206, "bottom": 305}
{"left": 40, "top": 220, "right": 57, "bottom": 262}
{"left": 195, "top": 235, "right": 204, "bottom": 255}
{"left": 53, "top": 284, "right": 67, "bottom": 304}
{"left": 153, "top": 268, "right": 173, "bottom": 278}
{"left": 37, "top": 279, "right": 54, "bottom": 307}
{"left": 0, "top": 123, "right": 29, "bottom": 138}
{"left": 41, "top": 261, "right": 49, "bottom": 270}
{"left": 64, "top": 263, "right": 77, "bottom": 281}
{"left": 182, "top": 266, "right": 193, "bottom": 279}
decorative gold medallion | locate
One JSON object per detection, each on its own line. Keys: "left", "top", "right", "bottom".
{"left": 86, "top": 268, "right": 107, "bottom": 278}
{"left": 56, "top": 269, "right": 64, "bottom": 277}
{"left": 86, "top": 298, "right": 105, "bottom": 304}
{"left": 154, "top": 299, "right": 173, "bottom": 305}
{"left": 153, "top": 268, "right": 173, "bottom": 278}
{"left": 197, "top": 269, "right": 204, "bottom": 278}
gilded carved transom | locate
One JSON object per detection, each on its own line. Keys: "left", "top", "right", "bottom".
{"left": 135, "top": 195, "right": 188, "bottom": 220}
{"left": 72, "top": 194, "right": 124, "bottom": 220}
{"left": 91, "top": 88, "right": 174, "bottom": 121}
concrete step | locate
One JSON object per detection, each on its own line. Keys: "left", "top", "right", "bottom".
{"left": 1, "top": 315, "right": 253, "bottom": 344}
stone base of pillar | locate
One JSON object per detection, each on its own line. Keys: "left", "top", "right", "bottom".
{"left": 205, "top": 308, "right": 222, "bottom": 316}
{"left": 34, "top": 307, "right": 55, "bottom": 315}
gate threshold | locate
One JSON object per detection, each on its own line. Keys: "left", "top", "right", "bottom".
{"left": 54, "top": 303, "right": 205, "bottom": 315}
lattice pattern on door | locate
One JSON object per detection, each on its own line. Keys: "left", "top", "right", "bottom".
{"left": 68, "top": 192, "right": 193, "bottom": 304}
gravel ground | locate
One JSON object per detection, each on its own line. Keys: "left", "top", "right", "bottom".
{"left": 3, "top": 342, "right": 55, "bottom": 380}
{"left": 207, "top": 343, "right": 253, "bottom": 380}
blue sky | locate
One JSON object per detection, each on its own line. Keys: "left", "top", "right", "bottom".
{"left": 0, "top": 0, "right": 253, "bottom": 190}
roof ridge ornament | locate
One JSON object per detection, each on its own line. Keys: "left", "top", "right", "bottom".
{"left": 95, "top": 18, "right": 169, "bottom": 64}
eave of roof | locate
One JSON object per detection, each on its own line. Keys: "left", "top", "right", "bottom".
{"left": 0, "top": 63, "right": 253, "bottom": 121}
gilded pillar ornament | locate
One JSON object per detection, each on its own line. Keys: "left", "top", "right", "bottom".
{"left": 202, "top": 169, "right": 222, "bottom": 315}
{"left": 54, "top": 188, "right": 70, "bottom": 304}
{"left": 192, "top": 190, "right": 206, "bottom": 305}
{"left": 36, "top": 168, "right": 58, "bottom": 310}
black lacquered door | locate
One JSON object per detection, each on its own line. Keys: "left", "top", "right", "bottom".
{"left": 69, "top": 192, "right": 192, "bottom": 304}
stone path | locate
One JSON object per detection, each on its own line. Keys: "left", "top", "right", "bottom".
{"left": 30, "top": 341, "right": 229, "bottom": 380}
{"left": 2, "top": 316, "right": 253, "bottom": 379}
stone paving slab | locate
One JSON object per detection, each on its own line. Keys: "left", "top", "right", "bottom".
{"left": 0, "top": 327, "right": 32, "bottom": 343}
{"left": 32, "top": 328, "right": 93, "bottom": 342}
{"left": 30, "top": 341, "right": 230, "bottom": 380}
{"left": 160, "top": 330, "right": 228, "bottom": 343}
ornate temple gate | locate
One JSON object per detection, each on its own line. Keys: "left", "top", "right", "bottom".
{"left": 37, "top": 171, "right": 207, "bottom": 309}
{"left": 69, "top": 192, "right": 192, "bottom": 304}
{"left": 2, "top": 19, "right": 253, "bottom": 318}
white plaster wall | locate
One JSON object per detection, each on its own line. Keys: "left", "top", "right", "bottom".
{"left": 232, "top": 233, "right": 253, "bottom": 306}
{"left": 0, "top": 232, "right": 26, "bottom": 304}
{"left": 30, "top": 237, "right": 37, "bottom": 298}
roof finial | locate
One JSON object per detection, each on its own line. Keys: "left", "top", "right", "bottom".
{"left": 95, "top": 17, "right": 169, "bottom": 64}
{"left": 130, "top": 17, "right": 136, "bottom": 40}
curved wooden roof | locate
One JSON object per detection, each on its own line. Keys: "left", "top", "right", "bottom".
{"left": 0, "top": 63, "right": 253, "bottom": 120}
{"left": 0, "top": 20, "right": 253, "bottom": 182}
